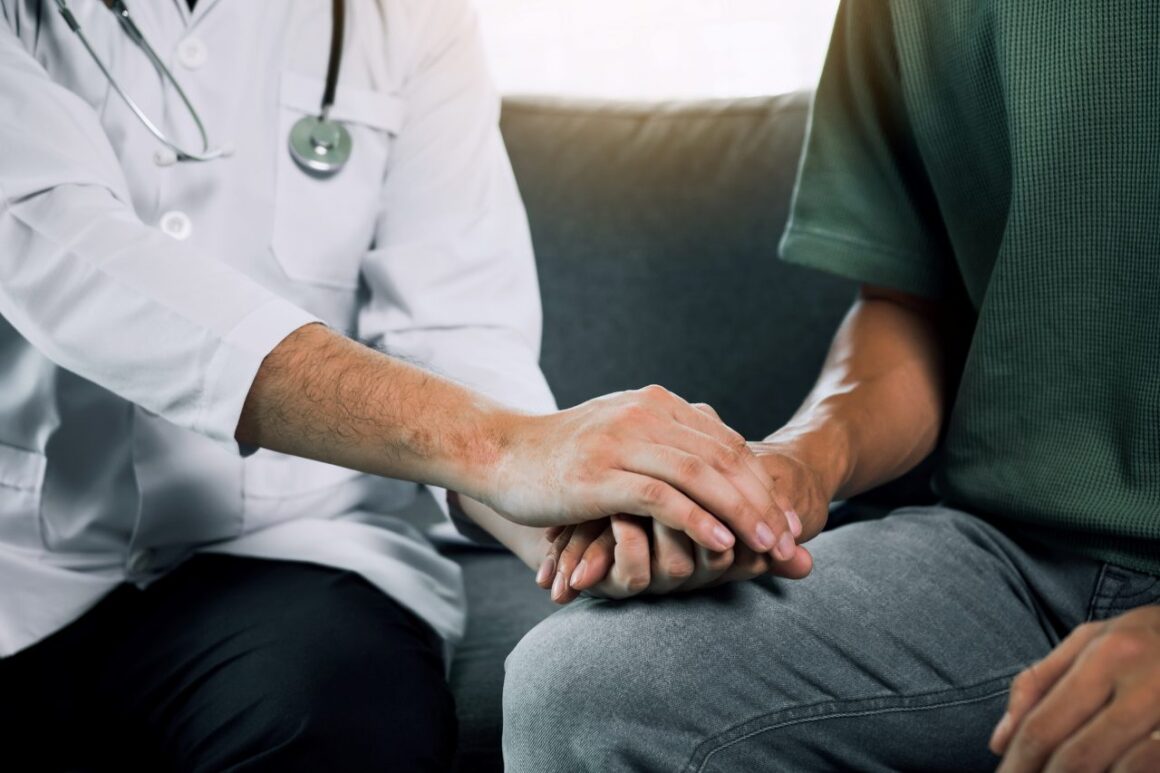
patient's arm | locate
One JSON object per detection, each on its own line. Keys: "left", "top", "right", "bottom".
{"left": 540, "top": 283, "right": 947, "bottom": 598}
{"left": 751, "top": 284, "right": 948, "bottom": 541}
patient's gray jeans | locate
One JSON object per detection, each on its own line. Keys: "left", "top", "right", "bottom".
{"left": 502, "top": 506, "right": 1160, "bottom": 772}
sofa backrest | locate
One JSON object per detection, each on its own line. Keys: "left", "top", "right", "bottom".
{"left": 500, "top": 93, "right": 855, "bottom": 439}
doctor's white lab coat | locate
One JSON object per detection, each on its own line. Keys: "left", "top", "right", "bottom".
{"left": 0, "top": 0, "right": 555, "bottom": 657}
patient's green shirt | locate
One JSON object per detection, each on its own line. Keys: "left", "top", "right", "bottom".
{"left": 780, "top": 0, "right": 1160, "bottom": 572}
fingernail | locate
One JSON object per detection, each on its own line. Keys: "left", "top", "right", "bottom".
{"left": 786, "top": 510, "right": 803, "bottom": 538}
{"left": 713, "top": 525, "right": 735, "bottom": 550}
{"left": 570, "top": 560, "right": 587, "bottom": 588}
{"left": 536, "top": 556, "right": 555, "bottom": 585}
{"left": 552, "top": 571, "right": 566, "bottom": 601}
{"left": 754, "top": 522, "right": 775, "bottom": 551}
{"left": 774, "top": 531, "right": 796, "bottom": 561}
{"left": 989, "top": 712, "right": 1011, "bottom": 752}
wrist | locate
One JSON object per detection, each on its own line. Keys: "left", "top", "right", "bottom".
{"left": 442, "top": 403, "right": 530, "bottom": 506}
{"left": 763, "top": 416, "right": 855, "bottom": 502}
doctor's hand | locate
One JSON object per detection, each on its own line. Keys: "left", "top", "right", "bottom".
{"left": 479, "top": 388, "right": 799, "bottom": 557}
{"left": 535, "top": 514, "right": 812, "bottom": 604}
{"left": 990, "top": 605, "right": 1160, "bottom": 773}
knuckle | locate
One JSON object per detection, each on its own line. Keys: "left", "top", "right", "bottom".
{"left": 727, "top": 433, "right": 749, "bottom": 453}
{"left": 560, "top": 540, "right": 586, "bottom": 560}
{"left": 746, "top": 552, "right": 771, "bottom": 575}
{"left": 637, "top": 480, "right": 669, "bottom": 508}
{"left": 688, "top": 505, "right": 719, "bottom": 532}
{"left": 623, "top": 572, "right": 650, "bottom": 594}
{"left": 709, "top": 446, "right": 741, "bottom": 472}
{"left": 693, "top": 402, "right": 720, "bottom": 418}
{"left": 1093, "top": 630, "right": 1147, "bottom": 663}
{"left": 706, "top": 549, "right": 733, "bottom": 571}
{"left": 676, "top": 454, "right": 706, "bottom": 482}
{"left": 662, "top": 558, "right": 695, "bottom": 580}
{"left": 616, "top": 402, "right": 650, "bottom": 425}
{"left": 639, "top": 384, "right": 669, "bottom": 401}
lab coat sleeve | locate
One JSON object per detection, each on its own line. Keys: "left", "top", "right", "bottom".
{"left": 358, "top": 0, "right": 557, "bottom": 519}
{"left": 0, "top": 22, "right": 319, "bottom": 450}
{"left": 359, "top": 0, "right": 557, "bottom": 416}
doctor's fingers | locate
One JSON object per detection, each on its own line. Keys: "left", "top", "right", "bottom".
{"left": 622, "top": 389, "right": 780, "bottom": 539}
{"left": 593, "top": 470, "right": 735, "bottom": 553}
{"left": 690, "top": 402, "right": 774, "bottom": 484}
{"left": 619, "top": 435, "right": 789, "bottom": 557}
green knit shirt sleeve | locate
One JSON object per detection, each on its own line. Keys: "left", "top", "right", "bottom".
{"left": 780, "top": 0, "right": 952, "bottom": 299}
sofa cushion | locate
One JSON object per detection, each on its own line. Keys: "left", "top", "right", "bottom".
{"left": 500, "top": 93, "right": 856, "bottom": 437}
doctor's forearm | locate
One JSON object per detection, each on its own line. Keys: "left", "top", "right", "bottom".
{"left": 236, "top": 322, "right": 513, "bottom": 499}
{"left": 238, "top": 323, "right": 802, "bottom": 554}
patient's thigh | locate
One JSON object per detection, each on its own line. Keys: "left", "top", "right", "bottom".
{"left": 502, "top": 507, "right": 1100, "bottom": 773}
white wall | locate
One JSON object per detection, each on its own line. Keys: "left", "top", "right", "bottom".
{"left": 476, "top": 0, "right": 840, "bottom": 99}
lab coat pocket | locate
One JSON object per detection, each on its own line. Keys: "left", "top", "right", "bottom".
{"left": 242, "top": 449, "right": 364, "bottom": 528}
{"left": 271, "top": 72, "right": 405, "bottom": 290}
{"left": 0, "top": 443, "right": 47, "bottom": 549}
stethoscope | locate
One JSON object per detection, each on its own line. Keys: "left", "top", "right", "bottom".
{"left": 51, "top": 0, "right": 353, "bottom": 176}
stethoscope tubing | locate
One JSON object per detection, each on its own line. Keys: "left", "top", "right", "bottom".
{"left": 51, "top": 0, "right": 352, "bottom": 173}
{"left": 52, "top": 0, "right": 228, "bottom": 162}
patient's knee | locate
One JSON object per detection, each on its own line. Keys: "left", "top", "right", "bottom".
{"left": 502, "top": 605, "right": 632, "bottom": 768}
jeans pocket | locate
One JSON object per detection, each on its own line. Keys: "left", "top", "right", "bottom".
{"left": 1087, "top": 564, "right": 1160, "bottom": 621}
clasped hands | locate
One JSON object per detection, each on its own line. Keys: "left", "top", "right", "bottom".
{"left": 482, "top": 385, "right": 831, "bottom": 605}
{"left": 534, "top": 434, "right": 827, "bottom": 604}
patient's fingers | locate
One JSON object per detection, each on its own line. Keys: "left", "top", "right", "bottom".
{"left": 647, "top": 522, "right": 697, "bottom": 595}
{"left": 551, "top": 520, "right": 605, "bottom": 604}
{"left": 706, "top": 544, "right": 771, "bottom": 588}
{"left": 766, "top": 544, "right": 814, "bottom": 580}
{"left": 569, "top": 525, "right": 615, "bottom": 591}
{"left": 536, "top": 525, "right": 573, "bottom": 589}
{"left": 593, "top": 515, "right": 652, "bottom": 599}
{"left": 679, "top": 543, "right": 734, "bottom": 591}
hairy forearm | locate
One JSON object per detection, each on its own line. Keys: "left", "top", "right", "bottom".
{"left": 236, "top": 323, "right": 510, "bottom": 500}
{"left": 767, "top": 286, "right": 947, "bottom": 502}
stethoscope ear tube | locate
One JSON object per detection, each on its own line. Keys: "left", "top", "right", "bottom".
{"left": 288, "top": 0, "right": 352, "bottom": 177}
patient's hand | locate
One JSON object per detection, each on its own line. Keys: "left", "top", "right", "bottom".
{"left": 535, "top": 514, "right": 812, "bottom": 604}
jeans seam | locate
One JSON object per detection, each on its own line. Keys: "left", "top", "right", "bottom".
{"left": 1085, "top": 564, "right": 1110, "bottom": 622}
{"left": 685, "top": 674, "right": 1017, "bottom": 773}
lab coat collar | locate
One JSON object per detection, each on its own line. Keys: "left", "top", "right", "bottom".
{"left": 168, "top": 0, "right": 226, "bottom": 28}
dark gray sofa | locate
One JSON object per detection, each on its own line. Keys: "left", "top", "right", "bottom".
{"left": 445, "top": 92, "right": 908, "bottom": 771}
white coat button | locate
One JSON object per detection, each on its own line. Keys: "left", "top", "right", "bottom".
{"left": 153, "top": 148, "right": 178, "bottom": 167}
{"left": 177, "top": 37, "right": 208, "bottom": 70}
{"left": 127, "top": 549, "right": 153, "bottom": 574}
{"left": 159, "top": 210, "right": 192, "bottom": 240}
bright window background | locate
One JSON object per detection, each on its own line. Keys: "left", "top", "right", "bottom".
{"left": 477, "top": 0, "right": 840, "bottom": 99}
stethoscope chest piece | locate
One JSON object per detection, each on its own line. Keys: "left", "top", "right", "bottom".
{"left": 289, "top": 115, "right": 352, "bottom": 177}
